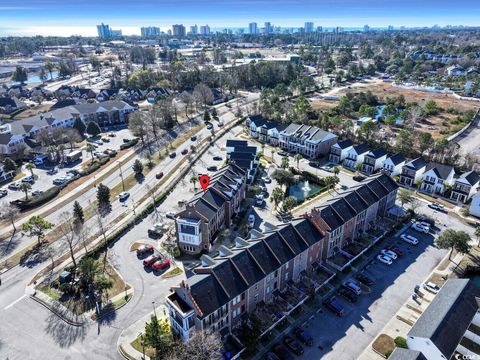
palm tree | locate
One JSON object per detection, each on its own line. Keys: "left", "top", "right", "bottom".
{"left": 190, "top": 176, "right": 198, "bottom": 190}
{"left": 294, "top": 154, "right": 302, "bottom": 169}
{"left": 86, "top": 143, "right": 96, "bottom": 164}
{"left": 20, "top": 182, "right": 31, "bottom": 200}
{"left": 281, "top": 156, "right": 290, "bottom": 169}
{"left": 25, "top": 163, "right": 35, "bottom": 178}
{"left": 270, "top": 187, "right": 284, "bottom": 211}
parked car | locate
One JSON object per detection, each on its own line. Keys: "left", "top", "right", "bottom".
{"left": 52, "top": 177, "right": 67, "bottom": 186}
{"left": 283, "top": 335, "right": 304, "bottom": 355}
{"left": 151, "top": 258, "right": 171, "bottom": 271}
{"left": 118, "top": 192, "right": 130, "bottom": 202}
{"left": 255, "top": 195, "right": 264, "bottom": 207}
{"left": 293, "top": 327, "right": 313, "bottom": 346}
{"left": 428, "top": 202, "right": 445, "bottom": 212}
{"left": 32, "top": 190, "right": 44, "bottom": 196}
{"left": 101, "top": 136, "right": 110, "bottom": 143}
{"left": 21, "top": 176, "right": 34, "bottom": 184}
{"left": 156, "top": 172, "right": 164, "bottom": 179}
{"left": 148, "top": 223, "right": 168, "bottom": 237}
{"left": 423, "top": 282, "right": 441, "bottom": 294}
{"left": 207, "top": 166, "right": 218, "bottom": 172}
{"left": 416, "top": 215, "right": 435, "bottom": 227}
{"left": 401, "top": 234, "right": 419, "bottom": 245}
{"left": 272, "top": 344, "right": 294, "bottom": 360}
{"left": 412, "top": 222, "right": 430, "bottom": 233}
{"left": 122, "top": 138, "right": 132, "bottom": 143}
{"left": 143, "top": 254, "right": 161, "bottom": 267}
{"left": 277, "top": 151, "right": 288, "bottom": 157}
{"left": 265, "top": 352, "right": 281, "bottom": 360}
{"left": 169, "top": 152, "right": 176, "bottom": 158}
{"left": 166, "top": 211, "right": 176, "bottom": 220}
{"left": 217, "top": 121, "right": 224, "bottom": 127}
{"left": 206, "top": 123, "right": 213, "bottom": 130}
{"left": 353, "top": 175, "right": 366, "bottom": 182}
{"left": 181, "top": 149, "right": 188, "bottom": 155}
{"left": 213, "top": 156, "right": 222, "bottom": 161}
{"left": 387, "top": 245, "right": 404, "bottom": 257}
{"left": 136, "top": 244, "right": 154, "bottom": 256}
{"left": 320, "top": 164, "right": 333, "bottom": 172}
{"left": 355, "top": 273, "right": 374, "bottom": 286}
{"left": 0, "top": 189, "right": 7, "bottom": 198}
{"left": 263, "top": 177, "right": 272, "bottom": 184}
{"left": 46, "top": 168, "right": 58, "bottom": 175}
{"left": 108, "top": 132, "right": 116, "bottom": 137}
{"left": 342, "top": 280, "right": 362, "bottom": 295}
{"left": 190, "top": 136, "right": 197, "bottom": 141}
{"left": 380, "top": 249, "right": 398, "bottom": 260}
{"left": 8, "top": 182, "right": 21, "bottom": 190}
{"left": 248, "top": 214, "right": 255, "bottom": 228}
{"left": 337, "top": 286, "right": 359, "bottom": 303}
{"left": 323, "top": 296, "right": 345, "bottom": 316}
{"left": 377, "top": 254, "right": 393, "bottom": 265}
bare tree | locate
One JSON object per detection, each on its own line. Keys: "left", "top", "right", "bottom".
{"left": 180, "top": 91, "right": 194, "bottom": 119}
{"left": 0, "top": 203, "right": 20, "bottom": 232}
{"left": 64, "top": 128, "right": 81, "bottom": 150}
{"left": 193, "top": 83, "right": 213, "bottom": 110}
{"left": 58, "top": 211, "right": 79, "bottom": 268}
{"left": 167, "top": 330, "right": 222, "bottom": 360}
{"left": 93, "top": 205, "right": 109, "bottom": 273}
{"left": 406, "top": 106, "right": 423, "bottom": 128}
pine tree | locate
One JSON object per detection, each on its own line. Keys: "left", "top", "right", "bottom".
{"left": 133, "top": 159, "right": 144, "bottom": 178}
{"left": 86, "top": 121, "right": 101, "bottom": 137}
{"left": 96, "top": 183, "right": 111, "bottom": 214}
{"left": 73, "top": 118, "right": 86, "bottom": 137}
{"left": 73, "top": 201, "right": 84, "bottom": 225}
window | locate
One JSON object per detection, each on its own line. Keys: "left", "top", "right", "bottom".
{"left": 266, "top": 286, "right": 271, "bottom": 294}
{"left": 285, "top": 273, "right": 288, "bottom": 281}
{"left": 254, "top": 294, "right": 259, "bottom": 302}
{"left": 285, "top": 262, "right": 289, "bottom": 269}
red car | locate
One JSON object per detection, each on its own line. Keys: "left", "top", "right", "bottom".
{"left": 151, "top": 258, "right": 170, "bottom": 271}
{"left": 143, "top": 254, "right": 161, "bottom": 267}
{"left": 387, "top": 245, "right": 404, "bottom": 257}
{"left": 156, "top": 172, "right": 164, "bottom": 179}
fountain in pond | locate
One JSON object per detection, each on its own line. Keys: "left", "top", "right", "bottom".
{"left": 302, "top": 180, "right": 311, "bottom": 193}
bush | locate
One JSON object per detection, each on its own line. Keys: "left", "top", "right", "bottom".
{"left": 79, "top": 156, "right": 109, "bottom": 176}
{"left": 13, "top": 186, "right": 61, "bottom": 210}
{"left": 394, "top": 336, "right": 408, "bottom": 349}
{"left": 119, "top": 138, "right": 139, "bottom": 150}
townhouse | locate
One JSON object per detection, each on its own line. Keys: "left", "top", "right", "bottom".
{"left": 175, "top": 164, "right": 248, "bottom": 254}
{"left": 381, "top": 153, "right": 406, "bottom": 177}
{"left": 328, "top": 139, "right": 353, "bottom": 164}
{"left": 0, "top": 96, "right": 26, "bottom": 114}
{"left": 278, "top": 124, "right": 337, "bottom": 159}
{"left": 343, "top": 143, "right": 369, "bottom": 170}
{"left": 419, "top": 162, "right": 455, "bottom": 195}
{"left": 226, "top": 141, "right": 259, "bottom": 184}
{"left": 0, "top": 100, "right": 135, "bottom": 157}
{"left": 398, "top": 157, "right": 427, "bottom": 187}
{"left": 245, "top": 115, "right": 287, "bottom": 146}
{"left": 361, "top": 148, "right": 387, "bottom": 175}
{"left": 167, "top": 218, "right": 325, "bottom": 341}
{"left": 450, "top": 171, "right": 480, "bottom": 203}
{"left": 306, "top": 174, "right": 398, "bottom": 258}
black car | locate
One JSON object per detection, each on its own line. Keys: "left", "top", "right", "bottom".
{"left": 0, "top": 189, "right": 7, "bottom": 198}
{"left": 213, "top": 156, "right": 222, "bottom": 161}
{"left": 293, "top": 327, "right": 313, "bottom": 346}
{"left": 355, "top": 273, "right": 375, "bottom": 286}
{"left": 337, "top": 287, "right": 359, "bottom": 303}
{"left": 353, "top": 175, "right": 366, "bottom": 182}
{"left": 169, "top": 152, "right": 176, "bottom": 158}
{"left": 277, "top": 151, "right": 288, "bottom": 157}
{"left": 272, "top": 344, "right": 294, "bottom": 360}
{"left": 323, "top": 296, "right": 345, "bottom": 316}
{"left": 308, "top": 161, "right": 320, "bottom": 168}
{"left": 283, "top": 335, "right": 304, "bottom": 355}
{"left": 207, "top": 166, "right": 218, "bottom": 172}
{"left": 191, "top": 136, "right": 197, "bottom": 141}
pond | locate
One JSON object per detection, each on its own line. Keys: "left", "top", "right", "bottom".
{"left": 288, "top": 180, "right": 321, "bottom": 202}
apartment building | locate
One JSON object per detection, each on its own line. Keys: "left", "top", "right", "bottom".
{"left": 306, "top": 174, "right": 398, "bottom": 259}
{"left": 245, "top": 115, "right": 287, "bottom": 146}
{"left": 419, "top": 162, "right": 455, "bottom": 195}
{"left": 328, "top": 139, "right": 353, "bottom": 164}
{"left": 450, "top": 171, "right": 480, "bottom": 203}
{"left": 398, "top": 157, "right": 427, "bottom": 187}
{"left": 389, "top": 279, "right": 480, "bottom": 360}
{"left": 166, "top": 218, "right": 324, "bottom": 341}
{"left": 175, "top": 164, "right": 248, "bottom": 254}
{"left": 278, "top": 124, "right": 337, "bottom": 159}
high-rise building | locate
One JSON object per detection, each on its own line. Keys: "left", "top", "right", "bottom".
{"left": 388, "top": 25, "right": 394, "bottom": 31}
{"left": 316, "top": 26, "right": 323, "bottom": 32}
{"left": 304, "top": 22, "right": 314, "bottom": 33}
{"left": 96, "top": 23, "right": 122, "bottom": 38}
{"left": 172, "top": 24, "right": 186, "bottom": 37}
{"left": 190, "top": 25, "right": 198, "bottom": 35}
{"left": 363, "top": 24, "right": 370, "bottom": 32}
{"left": 264, "top": 22, "right": 273, "bottom": 34}
{"left": 200, "top": 25, "right": 210, "bottom": 35}
{"left": 249, "top": 22, "right": 258, "bottom": 35}
{"left": 141, "top": 26, "right": 160, "bottom": 37}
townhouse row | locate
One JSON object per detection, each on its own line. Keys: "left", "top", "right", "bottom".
{"left": 0, "top": 100, "right": 135, "bottom": 157}
{"left": 246, "top": 115, "right": 338, "bottom": 159}
{"left": 166, "top": 174, "right": 398, "bottom": 343}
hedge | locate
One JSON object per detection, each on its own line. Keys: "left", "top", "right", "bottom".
{"left": 394, "top": 336, "right": 408, "bottom": 349}
{"left": 79, "top": 157, "right": 110, "bottom": 176}
{"left": 119, "top": 138, "right": 139, "bottom": 150}
{"left": 13, "top": 186, "right": 61, "bottom": 211}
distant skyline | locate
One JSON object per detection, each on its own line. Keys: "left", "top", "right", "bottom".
{"left": 0, "top": 0, "right": 479, "bottom": 36}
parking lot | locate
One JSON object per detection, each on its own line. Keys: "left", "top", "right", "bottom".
{"left": 261, "top": 223, "right": 447, "bottom": 360}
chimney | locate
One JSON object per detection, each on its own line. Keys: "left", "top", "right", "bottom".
{"left": 250, "top": 229, "right": 262, "bottom": 239}
{"left": 235, "top": 237, "right": 250, "bottom": 248}
{"left": 200, "top": 254, "right": 216, "bottom": 267}
{"left": 263, "top": 222, "right": 278, "bottom": 232}
{"left": 218, "top": 245, "right": 233, "bottom": 257}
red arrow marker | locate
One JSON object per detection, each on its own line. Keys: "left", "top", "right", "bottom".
{"left": 199, "top": 174, "right": 210, "bottom": 192}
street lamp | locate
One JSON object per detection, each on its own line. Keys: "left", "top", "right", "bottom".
{"left": 117, "top": 161, "right": 125, "bottom": 191}
{"left": 152, "top": 301, "right": 157, "bottom": 319}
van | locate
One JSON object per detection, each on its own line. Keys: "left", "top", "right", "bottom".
{"left": 34, "top": 155, "right": 48, "bottom": 166}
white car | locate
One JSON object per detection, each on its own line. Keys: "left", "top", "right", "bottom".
{"left": 423, "top": 282, "right": 440, "bottom": 294}
{"left": 412, "top": 222, "right": 430, "bottom": 233}
{"left": 166, "top": 211, "right": 176, "bottom": 220}
{"left": 53, "top": 177, "right": 67, "bottom": 185}
{"left": 248, "top": 214, "right": 255, "bottom": 228}
{"left": 428, "top": 202, "right": 444, "bottom": 211}
{"left": 401, "top": 234, "right": 419, "bottom": 245}
{"left": 380, "top": 249, "right": 398, "bottom": 260}
{"left": 255, "top": 195, "right": 264, "bottom": 206}
{"left": 118, "top": 192, "right": 130, "bottom": 202}
{"left": 377, "top": 254, "right": 393, "bottom": 265}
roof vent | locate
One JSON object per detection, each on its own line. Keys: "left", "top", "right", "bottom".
{"left": 218, "top": 245, "right": 233, "bottom": 257}
{"left": 250, "top": 229, "right": 263, "bottom": 239}
{"left": 200, "top": 255, "right": 216, "bottom": 267}
{"left": 235, "top": 237, "right": 250, "bottom": 248}
{"left": 263, "top": 222, "right": 278, "bottom": 232}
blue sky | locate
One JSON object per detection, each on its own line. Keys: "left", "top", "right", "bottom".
{"left": 0, "top": 0, "right": 479, "bottom": 36}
